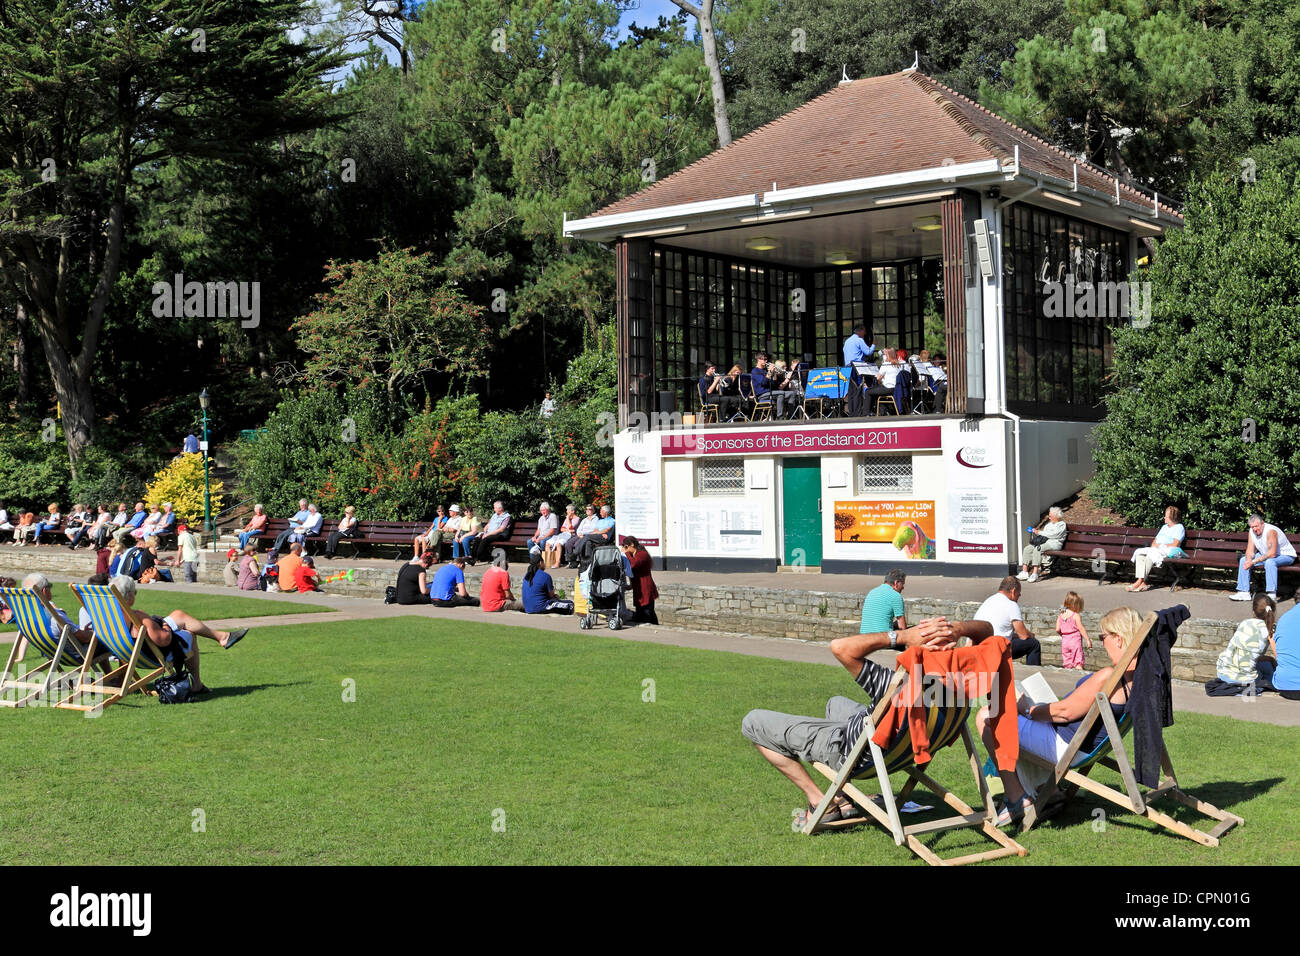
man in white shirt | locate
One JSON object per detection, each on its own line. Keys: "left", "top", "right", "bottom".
{"left": 974, "top": 576, "right": 1041, "bottom": 664}
{"left": 529, "top": 502, "right": 559, "bottom": 556}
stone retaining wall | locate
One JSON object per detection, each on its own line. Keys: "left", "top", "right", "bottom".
{"left": 0, "top": 551, "right": 1236, "bottom": 681}
{"left": 653, "top": 582, "right": 1234, "bottom": 683}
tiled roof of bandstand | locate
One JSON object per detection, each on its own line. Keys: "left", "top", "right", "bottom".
{"left": 591, "top": 70, "right": 1179, "bottom": 222}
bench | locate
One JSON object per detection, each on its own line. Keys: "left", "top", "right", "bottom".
{"left": 236, "top": 516, "right": 543, "bottom": 559}
{"left": 1049, "top": 523, "right": 1300, "bottom": 592}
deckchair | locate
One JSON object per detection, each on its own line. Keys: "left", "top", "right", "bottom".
{"left": 0, "top": 587, "right": 107, "bottom": 708}
{"left": 802, "top": 664, "right": 1028, "bottom": 866}
{"left": 1018, "top": 610, "right": 1243, "bottom": 846}
{"left": 59, "top": 583, "right": 173, "bottom": 712}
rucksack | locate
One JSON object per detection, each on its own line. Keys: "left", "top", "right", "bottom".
{"left": 120, "top": 547, "right": 143, "bottom": 579}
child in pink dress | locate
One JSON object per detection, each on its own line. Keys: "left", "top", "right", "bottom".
{"left": 1056, "top": 591, "right": 1092, "bottom": 668}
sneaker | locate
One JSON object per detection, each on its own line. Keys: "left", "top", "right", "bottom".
{"left": 1267, "top": 592, "right": 1279, "bottom": 602}
{"left": 1229, "top": 591, "right": 1252, "bottom": 602}
{"left": 1027, "top": 572, "right": 1039, "bottom": 583}
{"left": 1016, "top": 571, "right": 1030, "bottom": 581}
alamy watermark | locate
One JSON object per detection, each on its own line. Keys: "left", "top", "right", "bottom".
{"left": 151, "top": 273, "right": 260, "bottom": 328}
{"left": 1042, "top": 277, "right": 1150, "bottom": 327}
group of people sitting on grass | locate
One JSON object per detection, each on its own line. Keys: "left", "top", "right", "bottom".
{"left": 411, "top": 500, "right": 616, "bottom": 570}
{"left": 390, "top": 535, "right": 660, "bottom": 623}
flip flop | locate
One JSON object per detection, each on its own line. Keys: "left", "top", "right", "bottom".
{"left": 224, "top": 628, "right": 249, "bottom": 649}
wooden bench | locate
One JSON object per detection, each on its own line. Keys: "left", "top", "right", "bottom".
{"left": 235, "top": 516, "right": 543, "bottom": 559}
{"left": 1050, "top": 523, "right": 1300, "bottom": 592}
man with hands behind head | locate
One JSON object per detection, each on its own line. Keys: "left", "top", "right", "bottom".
{"left": 743, "top": 617, "right": 993, "bottom": 827}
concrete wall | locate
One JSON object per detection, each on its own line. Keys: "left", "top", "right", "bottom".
{"left": 1017, "top": 419, "right": 1098, "bottom": 522}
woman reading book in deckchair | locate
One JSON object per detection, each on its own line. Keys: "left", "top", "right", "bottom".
{"left": 975, "top": 606, "right": 1142, "bottom": 826}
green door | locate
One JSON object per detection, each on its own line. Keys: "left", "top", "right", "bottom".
{"left": 782, "top": 457, "right": 822, "bottom": 566}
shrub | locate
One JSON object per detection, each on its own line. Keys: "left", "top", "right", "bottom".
{"left": 1092, "top": 155, "right": 1300, "bottom": 528}
{"left": 144, "top": 453, "right": 225, "bottom": 525}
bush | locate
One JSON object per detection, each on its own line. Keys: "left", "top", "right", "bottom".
{"left": 144, "top": 453, "right": 225, "bottom": 525}
{"left": 0, "top": 420, "right": 71, "bottom": 507}
{"left": 1092, "top": 155, "right": 1300, "bottom": 529}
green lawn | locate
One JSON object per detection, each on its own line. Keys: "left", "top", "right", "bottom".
{"left": 1, "top": 590, "right": 334, "bottom": 633}
{"left": 1, "top": 615, "right": 1292, "bottom": 865}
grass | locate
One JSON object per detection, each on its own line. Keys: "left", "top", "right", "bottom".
{"left": 1, "top": 591, "right": 334, "bottom": 633}
{"left": 1, "top": 615, "right": 1293, "bottom": 865}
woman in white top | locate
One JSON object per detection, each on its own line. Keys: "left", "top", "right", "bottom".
{"left": 1231, "top": 513, "right": 1297, "bottom": 602}
{"left": 1128, "top": 505, "right": 1186, "bottom": 592}
{"left": 131, "top": 505, "right": 163, "bottom": 541}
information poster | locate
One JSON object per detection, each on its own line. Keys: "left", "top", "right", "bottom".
{"left": 677, "top": 505, "right": 766, "bottom": 555}
{"left": 943, "top": 424, "right": 1007, "bottom": 557}
{"left": 833, "top": 500, "right": 937, "bottom": 560}
{"left": 613, "top": 431, "right": 661, "bottom": 550}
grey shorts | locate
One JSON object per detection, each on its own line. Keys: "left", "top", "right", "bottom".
{"left": 741, "top": 695, "right": 864, "bottom": 771}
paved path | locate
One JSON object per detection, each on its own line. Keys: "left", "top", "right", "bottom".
{"left": 9, "top": 574, "right": 1294, "bottom": 727}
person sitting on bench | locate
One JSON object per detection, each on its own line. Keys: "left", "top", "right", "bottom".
{"left": 472, "top": 501, "right": 513, "bottom": 564}
{"left": 1230, "top": 513, "right": 1296, "bottom": 603}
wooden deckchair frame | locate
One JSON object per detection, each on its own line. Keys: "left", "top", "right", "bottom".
{"left": 0, "top": 587, "right": 107, "bottom": 708}
{"left": 802, "top": 667, "right": 1028, "bottom": 866}
{"left": 1019, "top": 611, "right": 1243, "bottom": 846}
{"left": 58, "top": 584, "right": 172, "bottom": 713}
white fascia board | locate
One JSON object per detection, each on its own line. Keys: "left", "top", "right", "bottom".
{"left": 564, "top": 193, "right": 761, "bottom": 239}
{"left": 760, "top": 159, "right": 1003, "bottom": 205}
{"left": 1011, "top": 172, "right": 1182, "bottom": 228}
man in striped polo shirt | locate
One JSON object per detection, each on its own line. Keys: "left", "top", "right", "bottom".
{"left": 741, "top": 617, "right": 958, "bottom": 827}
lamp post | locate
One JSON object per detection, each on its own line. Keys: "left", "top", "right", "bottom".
{"left": 199, "top": 388, "right": 211, "bottom": 544}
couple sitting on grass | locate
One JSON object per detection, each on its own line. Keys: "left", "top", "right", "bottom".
{"left": 10, "top": 572, "right": 249, "bottom": 695}
{"left": 743, "top": 606, "right": 1146, "bottom": 829}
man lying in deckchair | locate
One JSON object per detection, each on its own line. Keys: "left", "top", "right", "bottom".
{"left": 742, "top": 617, "right": 962, "bottom": 827}
{"left": 111, "top": 574, "right": 250, "bottom": 694}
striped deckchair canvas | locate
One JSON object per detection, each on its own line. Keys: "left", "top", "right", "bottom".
{"left": 0, "top": 587, "right": 103, "bottom": 708}
{"left": 61, "top": 584, "right": 171, "bottom": 712}
{"left": 801, "top": 657, "right": 1028, "bottom": 866}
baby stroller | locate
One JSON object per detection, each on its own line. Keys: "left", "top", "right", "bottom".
{"left": 578, "top": 544, "right": 628, "bottom": 630}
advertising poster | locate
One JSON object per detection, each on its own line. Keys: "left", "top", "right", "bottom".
{"left": 833, "top": 500, "right": 937, "bottom": 560}
{"left": 613, "top": 430, "right": 661, "bottom": 551}
{"left": 944, "top": 426, "right": 1007, "bottom": 557}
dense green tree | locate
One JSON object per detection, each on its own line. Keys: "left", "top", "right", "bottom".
{"left": 0, "top": 0, "right": 345, "bottom": 469}
{"left": 981, "top": 0, "right": 1219, "bottom": 196}
{"left": 1091, "top": 148, "right": 1300, "bottom": 527}
{"left": 723, "top": 0, "right": 1071, "bottom": 137}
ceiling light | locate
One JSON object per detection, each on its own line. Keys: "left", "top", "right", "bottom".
{"left": 873, "top": 190, "right": 954, "bottom": 207}
{"left": 825, "top": 251, "right": 855, "bottom": 265}
{"left": 1041, "top": 191, "right": 1082, "bottom": 207}
{"left": 912, "top": 215, "right": 942, "bottom": 232}
{"left": 622, "top": 224, "right": 689, "bottom": 238}
{"left": 1128, "top": 218, "right": 1163, "bottom": 232}
{"left": 736, "top": 207, "right": 812, "bottom": 223}
{"left": 745, "top": 236, "right": 779, "bottom": 251}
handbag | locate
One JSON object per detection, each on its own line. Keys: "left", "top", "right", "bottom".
{"left": 384, "top": 585, "right": 398, "bottom": 605}
{"left": 153, "top": 669, "right": 194, "bottom": 704}
{"left": 1028, "top": 532, "right": 1048, "bottom": 547}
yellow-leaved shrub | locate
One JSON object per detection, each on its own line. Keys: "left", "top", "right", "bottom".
{"left": 144, "top": 453, "right": 225, "bottom": 525}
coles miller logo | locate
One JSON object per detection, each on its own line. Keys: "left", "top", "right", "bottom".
{"left": 623, "top": 455, "right": 651, "bottom": 475}
{"left": 955, "top": 446, "right": 992, "bottom": 468}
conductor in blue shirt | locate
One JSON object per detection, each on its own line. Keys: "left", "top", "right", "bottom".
{"left": 843, "top": 324, "right": 874, "bottom": 416}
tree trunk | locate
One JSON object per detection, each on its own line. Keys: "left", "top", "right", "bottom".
{"left": 13, "top": 303, "right": 29, "bottom": 405}
{"left": 671, "top": 0, "right": 732, "bottom": 148}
